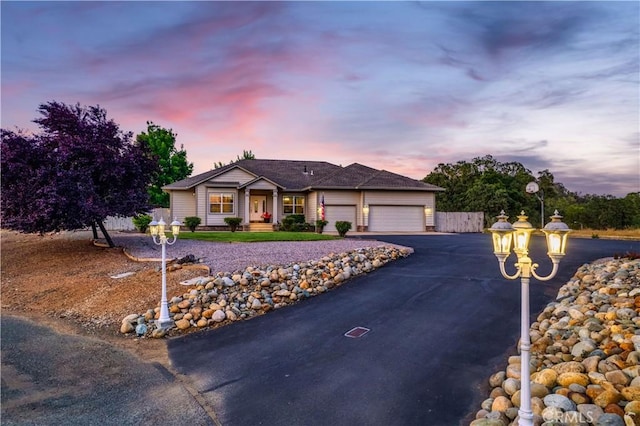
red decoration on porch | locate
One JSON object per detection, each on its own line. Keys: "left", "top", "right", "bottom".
{"left": 320, "top": 195, "right": 325, "bottom": 221}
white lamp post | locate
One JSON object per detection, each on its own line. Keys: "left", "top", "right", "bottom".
{"left": 489, "top": 210, "right": 570, "bottom": 426}
{"left": 148, "top": 217, "right": 182, "bottom": 330}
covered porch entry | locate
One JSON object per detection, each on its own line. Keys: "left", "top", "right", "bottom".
{"left": 242, "top": 179, "right": 280, "bottom": 232}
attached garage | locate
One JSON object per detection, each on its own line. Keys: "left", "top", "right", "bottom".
{"left": 325, "top": 205, "right": 357, "bottom": 233}
{"left": 368, "top": 205, "right": 425, "bottom": 232}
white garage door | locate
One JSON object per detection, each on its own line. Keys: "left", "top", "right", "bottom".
{"left": 369, "top": 206, "right": 424, "bottom": 232}
{"left": 325, "top": 205, "right": 357, "bottom": 233}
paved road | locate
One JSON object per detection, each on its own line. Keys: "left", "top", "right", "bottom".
{"left": 1, "top": 315, "right": 215, "bottom": 426}
{"left": 167, "top": 234, "right": 639, "bottom": 426}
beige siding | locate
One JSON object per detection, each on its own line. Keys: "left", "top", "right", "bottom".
{"left": 323, "top": 191, "right": 359, "bottom": 204}
{"left": 170, "top": 190, "right": 196, "bottom": 223}
{"left": 321, "top": 191, "right": 360, "bottom": 228}
{"left": 211, "top": 168, "right": 255, "bottom": 184}
{"left": 246, "top": 180, "right": 276, "bottom": 190}
{"left": 309, "top": 192, "right": 319, "bottom": 222}
{"left": 364, "top": 190, "right": 431, "bottom": 205}
{"left": 425, "top": 193, "right": 435, "bottom": 227}
{"left": 197, "top": 185, "right": 208, "bottom": 224}
{"left": 359, "top": 193, "right": 367, "bottom": 228}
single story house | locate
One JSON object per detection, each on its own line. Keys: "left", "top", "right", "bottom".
{"left": 162, "top": 159, "right": 445, "bottom": 233}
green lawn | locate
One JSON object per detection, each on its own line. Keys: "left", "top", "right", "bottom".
{"left": 178, "top": 231, "right": 340, "bottom": 243}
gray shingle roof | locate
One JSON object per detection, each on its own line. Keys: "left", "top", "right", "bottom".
{"left": 163, "top": 159, "right": 444, "bottom": 192}
{"left": 307, "top": 163, "right": 443, "bottom": 191}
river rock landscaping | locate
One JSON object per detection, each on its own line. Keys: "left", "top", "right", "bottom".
{"left": 472, "top": 257, "right": 640, "bottom": 426}
{"left": 120, "top": 245, "right": 412, "bottom": 338}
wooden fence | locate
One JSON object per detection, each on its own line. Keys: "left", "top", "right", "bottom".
{"left": 435, "top": 212, "right": 485, "bottom": 233}
{"left": 102, "top": 208, "right": 170, "bottom": 231}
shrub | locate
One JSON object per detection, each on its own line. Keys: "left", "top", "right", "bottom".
{"left": 294, "top": 222, "right": 313, "bottom": 232}
{"left": 224, "top": 217, "right": 243, "bottom": 232}
{"left": 335, "top": 221, "right": 352, "bottom": 237}
{"left": 132, "top": 214, "right": 152, "bottom": 233}
{"left": 184, "top": 216, "right": 201, "bottom": 232}
{"left": 315, "top": 219, "right": 328, "bottom": 234}
{"left": 281, "top": 214, "right": 308, "bottom": 231}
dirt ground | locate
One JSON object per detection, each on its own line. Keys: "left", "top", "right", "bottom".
{"left": 0, "top": 229, "right": 209, "bottom": 362}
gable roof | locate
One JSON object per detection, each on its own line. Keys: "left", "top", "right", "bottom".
{"left": 163, "top": 159, "right": 444, "bottom": 192}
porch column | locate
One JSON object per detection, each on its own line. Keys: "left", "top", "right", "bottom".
{"left": 244, "top": 190, "right": 250, "bottom": 225}
{"left": 272, "top": 189, "right": 278, "bottom": 224}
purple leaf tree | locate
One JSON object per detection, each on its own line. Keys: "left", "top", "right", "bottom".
{"left": 1, "top": 101, "right": 158, "bottom": 247}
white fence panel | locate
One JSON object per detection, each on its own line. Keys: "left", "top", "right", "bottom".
{"left": 435, "top": 212, "right": 484, "bottom": 233}
{"left": 102, "top": 208, "right": 169, "bottom": 231}
{"left": 102, "top": 216, "right": 135, "bottom": 231}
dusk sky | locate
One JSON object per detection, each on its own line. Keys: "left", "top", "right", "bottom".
{"left": 2, "top": 1, "right": 638, "bottom": 197}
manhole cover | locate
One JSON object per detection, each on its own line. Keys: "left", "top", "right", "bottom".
{"left": 344, "top": 327, "right": 370, "bottom": 338}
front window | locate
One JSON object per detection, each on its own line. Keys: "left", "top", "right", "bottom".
{"left": 283, "top": 196, "right": 305, "bottom": 214}
{"left": 210, "top": 193, "right": 234, "bottom": 214}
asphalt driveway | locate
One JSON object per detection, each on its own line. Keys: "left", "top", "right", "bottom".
{"left": 167, "top": 234, "right": 639, "bottom": 426}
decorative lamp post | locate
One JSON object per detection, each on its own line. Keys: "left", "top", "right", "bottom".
{"left": 489, "top": 210, "right": 570, "bottom": 426}
{"left": 149, "top": 217, "right": 182, "bottom": 330}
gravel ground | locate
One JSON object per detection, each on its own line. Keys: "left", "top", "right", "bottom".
{"left": 110, "top": 233, "right": 411, "bottom": 275}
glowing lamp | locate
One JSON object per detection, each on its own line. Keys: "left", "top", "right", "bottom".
{"left": 489, "top": 210, "right": 513, "bottom": 259}
{"left": 170, "top": 218, "right": 182, "bottom": 236}
{"left": 149, "top": 219, "right": 159, "bottom": 236}
{"left": 542, "top": 210, "right": 570, "bottom": 259}
{"left": 512, "top": 211, "right": 534, "bottom": 256}
{"left": 156, "top": 217, "right": 166, "bottom": 235}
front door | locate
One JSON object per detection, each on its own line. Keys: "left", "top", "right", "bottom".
{"left": 250, "top": 196, "right": 267, "bottom": 222}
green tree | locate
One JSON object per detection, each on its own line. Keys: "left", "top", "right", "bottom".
{"left": 576, "top": 193, "right": 640, "bottom": 230}
{"left": 213, "top": 149, "right": 255, "bottom": 169}
{"left": 622, "top": 192, "right": 640, "bottom": 228}
{"left": 424, "top": 155, "right": 539, "bottom": 223}
{"left": 423, "top": 155, "right": 640, "bottom": 230}
{"left": 136, "top": 122, "right": 193, "bottom": 207}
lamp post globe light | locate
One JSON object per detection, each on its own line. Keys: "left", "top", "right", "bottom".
{"left": 488, "top": 210, "right": 570, "bottom": 426}
{"left": 148, "top": 217, "right": 182, "bottom": 330}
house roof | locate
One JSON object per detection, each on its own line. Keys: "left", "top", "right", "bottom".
{"left": 163, "top": 159, "right": 444, "bottom": 192}
{"left": 305, "top": 163, "right": 443, "bottom": 191}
